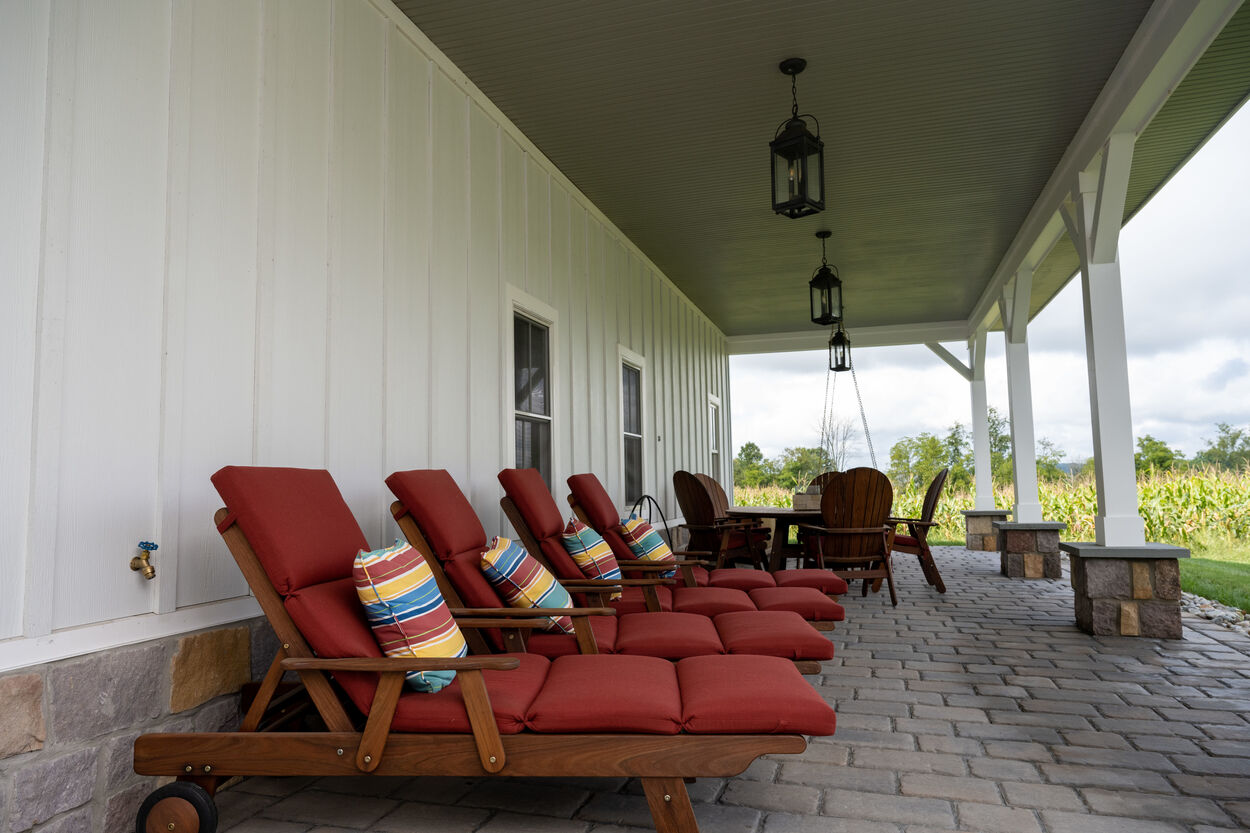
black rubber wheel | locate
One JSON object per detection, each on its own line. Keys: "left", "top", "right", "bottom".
{"left": 135, "top": 781, "right": 218, "bottom": 833}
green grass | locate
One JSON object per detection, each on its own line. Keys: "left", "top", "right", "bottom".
{"left": 1180, "top": 536, "right": 1250, "bottom": 613}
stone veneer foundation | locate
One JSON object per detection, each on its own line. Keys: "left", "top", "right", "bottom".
{"left": 1061, "top": 542, "right": 1190, "bottom": 638}
{"left": 995, "top": 521, "right": 1067, "bottom": 579}
{"left": 0, "top": 618, "right": 277, "bottom": 833}
{"left": 961, "top": 509, "right": 1010, "bottom": 551}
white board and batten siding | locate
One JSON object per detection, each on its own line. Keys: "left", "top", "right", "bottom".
{"left": 0, "top": 0, "right": 730, "bottom": 670}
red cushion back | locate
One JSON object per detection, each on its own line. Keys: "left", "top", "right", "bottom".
{"left": 498, "top": 468, "right": 584, "bottom": 580}
{"left": 211, "top": 466, "right": 366, "bottom": 595}
{"left": 567, "top": 473, "right": 619, "bottom": 531}
{"left": 386, "top": 469, "right": 488, "bottom": 561}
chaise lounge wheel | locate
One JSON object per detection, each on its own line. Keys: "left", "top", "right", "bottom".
{"left": 136, "top": 782, "right": 217, "bottom": 833}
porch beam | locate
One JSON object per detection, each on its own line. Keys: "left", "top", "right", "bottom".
{"left": 968, "top": 330, "right": 994, "bottom": 510}
{"left": 926, "top": 342, "right": 972, "bottom": 381}
{"left": 727, "top": 320, "right": 968, "bottom": 355}
{"left": 999, "top": 269, "right": 1042, "bottom": 524}
{"left": 1061, "top": 136, "right": 1147, "bottom": 548}
{"left": 967, "top": 0, "right": 1241, "bottom": 333}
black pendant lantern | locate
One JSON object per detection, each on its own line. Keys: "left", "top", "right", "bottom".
{"left": 829, "top": 323, "right": 851, "bottom": 372}
{"left": 808, "top": 230, "right": 842, "bottom": 326}
{"left": 770, "top": 58, "right": 824, "bottom": 219}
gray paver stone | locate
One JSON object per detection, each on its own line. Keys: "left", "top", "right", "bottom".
{"left": 261, "top": 790, "right": 399, "bottom": 828}
{"left": 461, "top": 781, "right": 588, "bottom": 817}
{"left": 955, "top": 802, "right": 1043, "bottom": 833}
{"left": 1040, "top": 809, "right": 1188, "bottom": 833}
{"left": 823, "top": 788, "right": 954, "bottom": 827}
{"left": 476, "top": 812, "right": 589, "bottom": 833}
{"left": 779, "top": 762, "right": 897, "bottom": 794}
{"left": 373, "top": 801, "right": 491, "bottom": 832}
{"left": 722, "top": 780, "right": 819, "bottom": 814}
{"left": 999, "top": 782, "right": 1084, "bottom": 811}
{"left": 900, "top": 774, "right": 1000, "bottom": 804}
{"left": 1080, "top": 788, "right": 1232, "bottom": 824}
{"left": 762, "top": 812, "right": 899, "bottom": 833}
{"left": 968, "top": 757, "right": 1041, "bottom": 782}
{"left": 8, "top": 747, "right": 96, "bottom": 832}
{"left": 1039, "top": 764, "right": 1176, "bottom": 792}
{"left": 852, "top": 749, "right": 965, "bottom": 776}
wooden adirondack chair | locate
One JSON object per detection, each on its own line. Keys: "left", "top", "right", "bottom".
{"left": 131, "top": 465, "right": 836, "bottom": 833}
{"left": 797, "top": 467, "right": 899, "bottom": 606}
{"left": 890, "top": 467, "right": 950, "bottom": 594}
{"left": 673, "top": 470, "right": 767, "bottom": 570}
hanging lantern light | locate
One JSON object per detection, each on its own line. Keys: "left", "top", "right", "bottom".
{"left": 770, "top": 57, "right": 825, "bottom": 219}
{"left": 829, "top": 322, "right": 851, "bottom": 372}
{"left": 808, "top": 230, "right": 842, "bottom": 325}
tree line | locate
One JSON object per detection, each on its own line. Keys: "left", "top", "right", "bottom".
{"left": 734, "top": 412, "right": 1250, "bottom": 491}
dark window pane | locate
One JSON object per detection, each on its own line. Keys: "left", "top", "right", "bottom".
{"left": 516, "top": 416, "right": 551, "bottom": 488}
{"left": 624, "top": 435, "right": 642, "bottom": 504}
{"left": 622, "top": 364, "right": 641, "bottom": 435}
{"left": 530, "top": 323, "right": 548, "bottom": 416}
{"left": 514, "top": 316, "right": 531, "bottom": 412}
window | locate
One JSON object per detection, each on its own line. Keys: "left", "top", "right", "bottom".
{"left": 622, "top": 361, "right": 643, "bottom": 504}
{"left": 514, "top": 313, "right": 551, "bottom": 487}
{"left": 709, "top": 395, "right": 722, "bottom": 480}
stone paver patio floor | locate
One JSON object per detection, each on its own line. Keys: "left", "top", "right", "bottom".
{"left": 214, "top": 547, "right": 1250, "bottom": 833}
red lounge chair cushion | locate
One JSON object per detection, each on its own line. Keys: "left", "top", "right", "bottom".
{"left": 689, "top": 565, "right": 712, "bottom": 586}
{"left": 391, "top": 652, "right": 550, "bottom": 734}
{"left": 893, "top": 534, "right": 920, "bottom": 548}
{"left": 714, "top": 611, "right": 835, "bottom": 661}
{"left": 354, "top": 540, "right": 468, "bottom": 692}
{"left": 708, "top": 569, "right": 776, "bottom": 591}
{"left": 677, "top": 655, "right": 836, "bottom": 735}
{"left": 748, "top": 587, "right": 846, "bottom": 621}
{"left": 386, "top": 469, "right": 487, "bottom": 560}
{"left": 612, "top": 613, "right": 726, "bottom": 659}
{"left": 212, "top": 466, "right": 365, "bottom": 595}
{"left": 567, "top": 473, "right": 620, "bottom": 531}
{"left": 671, "top": 587, "right": 756, "bottom": 617}
{"left": 526, "top": 655, "right": 682, "bottom": 734}
{"left": 610, "top": 585, "right": 673, "bottom": 615}
{"left": 526, "top": 615, "right": 619, "bottom": 657}
{"left": 498, "top": 467, "right": 564, "bottom": 538}
{"left": 774, "top": 569, "right": 850, "bottom": 595}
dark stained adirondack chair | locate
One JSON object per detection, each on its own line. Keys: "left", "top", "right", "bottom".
{"left": 674, "top": 470, "right": 767, "bottom": 570}
{"left": 132, "top": 465, "right": 836, "bottom": 833}
{"left": 890, "top": 467, "right": 950, "bottom": 594}
{"left": 798, "top": 467, "right": 899, "bottom": 606}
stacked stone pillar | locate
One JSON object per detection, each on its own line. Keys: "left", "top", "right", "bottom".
{"left": 995, "top": 521, "right": 1066, "bottom": 579}
{"left": 1062, "top": 543, "right": 1188, "bottom": 638}
{"left": 962, "top": 509, "right": 1009, "bottom": 551}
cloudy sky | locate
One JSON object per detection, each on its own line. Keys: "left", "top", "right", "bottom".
{"left": 731, "top": 102, "right": 1250, "bottom": 469}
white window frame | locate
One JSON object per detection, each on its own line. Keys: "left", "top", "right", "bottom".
{"left": 708, "top": 393, "right": 723, "bottom": 482}
{"left": 618, "top": 345, "right": 647, "bottom": 507}
{"left": 504, "top": 286, "right": 560, "bottom": 486}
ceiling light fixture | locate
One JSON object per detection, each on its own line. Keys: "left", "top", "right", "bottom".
{"left": 770, "top": 57, "right": 825, "bottom": 219}
{"left": 809, "top": 230, "right": 842, "bottom": 326}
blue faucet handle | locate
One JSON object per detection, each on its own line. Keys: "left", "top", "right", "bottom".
{"left": 138, "top": 541, "right": 159, "bottom": 552}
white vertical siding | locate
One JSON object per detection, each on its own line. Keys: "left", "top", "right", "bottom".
{"left": 1, "top": 0, "right": 731, "bottom": 656}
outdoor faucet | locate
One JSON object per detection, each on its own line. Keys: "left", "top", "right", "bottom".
{"left": 130, "top": 541, "right": 157, "bottom": 580}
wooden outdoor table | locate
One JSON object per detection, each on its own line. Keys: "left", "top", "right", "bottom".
{"left": 725, "top": 506, "right": 822, "bottom": 571}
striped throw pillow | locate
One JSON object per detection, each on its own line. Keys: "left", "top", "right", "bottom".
{"left": 353, "top": 540, "right": 468, "bottom": 693}
{"left": 481, "top": 537, "right": 575, "bottom": 634}
{"left": 617, "top": 514, "right": 677, "bottom": 578}
{"left": 560, "top": 518, "right": 622, "bottom": 600}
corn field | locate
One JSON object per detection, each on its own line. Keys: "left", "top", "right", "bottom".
{"left": 733, "top": 467, "right": 1250, "bottom": 547}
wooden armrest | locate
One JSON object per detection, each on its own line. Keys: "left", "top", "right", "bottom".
{"left": 677, "top": 523, "right": 720, "bottom": 532}
{"left": 449, "top": 606, "right": 615, "bottom": 617}
{"left": 565, "top": 578, "right": 671, "bottom": 587}
{"left": 888, "top": 517, "right": 936, "bottom": 527}
{"left": 797, "top": 524, "right": 891, "bottom": 535}
{"left": 454, "top": 617, "right": 555, "bottom": 630}
{"left": 673, "top": 551, "right": 713, "bottom": 560}
{"left": 281, "top": 656, "right": 520, "bottom": 673}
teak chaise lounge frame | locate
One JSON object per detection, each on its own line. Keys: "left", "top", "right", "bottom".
{"left": 132, "top": 467, "right": 827, "bottom": 833}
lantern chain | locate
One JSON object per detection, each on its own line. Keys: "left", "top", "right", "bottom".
{"left": 791, "top": 72, "right": 799, "bottom": 119}
{"left": 849, "top": 359, "right": 877, "bottom": 469}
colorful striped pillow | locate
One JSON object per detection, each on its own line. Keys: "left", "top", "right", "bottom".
{"left": 617, "top": 514, "right": 677, "bottom": 577}
{"left": 353, "top": 540, "right": 468, "bottom": 693}
{"left": 480, "top": 537, "right": 575, "bottom": 634}
{"left": 561, "top": 518, "right": 622, "bottom": 600}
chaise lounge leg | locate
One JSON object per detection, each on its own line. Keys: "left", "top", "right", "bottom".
{"left": 642, "top": 777, "right": 699, "bottom": 833}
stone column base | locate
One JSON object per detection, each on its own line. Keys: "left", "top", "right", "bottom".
{"left": 962, "top": 509, "right": 1010, "bottom": 551}
{"left": 1062, "top": 542, "right": 1189, "bottom": 638}
{"left": 995, "top": 521, "right": 1066, "bottom": 578}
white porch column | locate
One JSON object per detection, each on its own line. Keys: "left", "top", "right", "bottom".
{"left": 1063, "top": 135, "right": 1147, "bottom": 547}
{"left": 999, "top": 270, "right": 1042, "bottom": 523}
{"left": 969, "top": 330, "right": 994, "bottom": 510}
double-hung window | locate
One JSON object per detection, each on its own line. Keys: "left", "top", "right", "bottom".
{"left": 514, "top": 313, "right": 551, "bottom": 487}
{"left": 622, "top": 361, "right": 643, "bottom": 504}
{"left": 708, "top": 394, "right": 722, "bottom": 480}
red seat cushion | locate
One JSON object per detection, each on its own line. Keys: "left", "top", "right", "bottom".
{"left": 748, "top": 587, "right": 845, "bottom": 621}
{"left": 613, "top": 613, "right": 726, "bottom": 659}
{"left": 285, "top": 577, "right": 387, "bottom": 715}
{"left": 526, "top": 655, "right": 682, "bottom": 734}
{"left": 526, "top": 615, "right": 619, "bottom": 657}
{"left": 391, "top": 652, "right": 550, "bottom": 734}
{"left": 714, "top": 611, "right": 835, "bottom": 661}
{"left": 212, "top": 466, "right": 365, "bottom": 595}
{"left": 894, "top": 534, "right": 920, "bottom": 548}
{"left": 774, "top": 569, "right": 849, "bottom": 595}
{"left": 385, "top": 469, "right": 487, "bottom": 561}
{"left": 708, "top": 569, "right": 777, "bottom": 591}
{"left": 677, "top": 655, "right": 836, "bottom": 735}
{"left": 689, "top": 565, "right": 711, "bottom": 586}
{"left": 610, "top": 585, "right": 673, "bottom": 614}
{"left": 672, "top": 587, "right": 756, "bottom": 617}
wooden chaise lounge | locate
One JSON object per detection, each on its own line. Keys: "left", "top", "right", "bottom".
{"left": 131, "top": 466, "right": 836, "bottom": 833}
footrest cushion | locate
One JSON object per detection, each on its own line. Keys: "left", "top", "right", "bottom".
{"left": 748, "top": 587, "right": 845, "bottom": 621}
{"left": 714, "top": 611, "right": 834, "bottom": 661}
{"left": 774, "top": 569, "right": 850, "bottom": 595}
{"left": 708, "top": 569, "right": 777, "bottom": 591}
{"left": 672, "top": 587, "right": 756, "bottom": 617}
{"left": 527, "top": 654, "right": 681, "bottom": 734}
{"left": 677, "top": 655, "right": 836, "bottom": 735}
